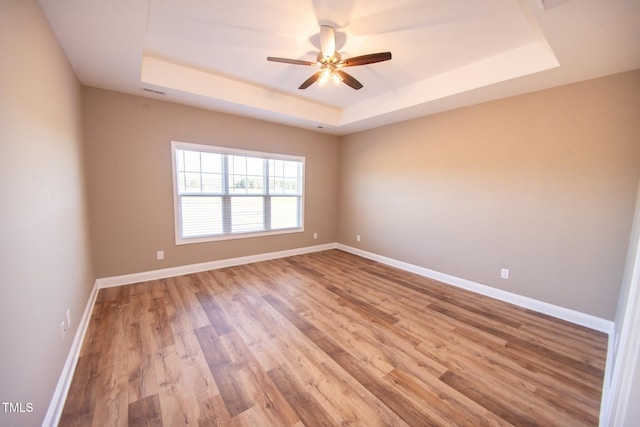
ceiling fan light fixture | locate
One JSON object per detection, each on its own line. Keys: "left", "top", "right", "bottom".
{"left": 267, "top": 25, "right": 391, "bottom": 90}
{"left": 318, "top": 69, "right": 331, "bottom": 86}
{"left": 319, "top": 68, "right": 341, "bottom": 86}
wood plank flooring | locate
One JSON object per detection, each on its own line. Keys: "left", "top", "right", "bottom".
{"left": 60, "top": 249, "right": 608, "bottom": 426}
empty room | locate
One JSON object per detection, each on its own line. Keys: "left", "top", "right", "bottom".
{"left": 2, "top": 0, "right": 640, "bottom": 426}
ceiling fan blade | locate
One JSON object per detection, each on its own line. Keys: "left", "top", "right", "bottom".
{"left": 319, "top": 25, "right": 335, "bottom": 60}
{"left": 267, "top": 57, "right": 318, "bottom": 66}
{"left": 335, "top": 70, "right": 363, "bottom": 90}
{"left": 339, "top": 52, "right": 392, "bottom": 67}
{"left": 299, "top": 71, "right": 322, "bottom": 89}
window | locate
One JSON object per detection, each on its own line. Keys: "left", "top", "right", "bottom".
{"left": 172, "top": 141, "right": 304, "bottom": 244}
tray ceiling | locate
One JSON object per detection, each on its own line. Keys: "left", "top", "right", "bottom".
{"left": 39, "top": 0, "right": 640, "bottom": 134}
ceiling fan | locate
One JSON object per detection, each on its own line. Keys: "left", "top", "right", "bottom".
{"left": 267, "top": 25, "right": 392, "bottom": 90}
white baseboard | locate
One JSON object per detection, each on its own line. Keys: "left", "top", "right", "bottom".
{"left": 42, "top": 282, "right": 100, "bottom": 427}
{"left": 48, "top": 242, "right": 616, "bottom": 426}
{"left": 337, "top": 244, "right": 616, "bottom": 426}
{"left": 95, "top": 241, "right": 614, "bottom": 333}
{"left": 337, "top": 244, "right": 614, "bottom": 335}
{"left": 42, "top": 243, "right": 335, "bottom": 425}
{"left": 96, "top": 243, "right": 338, "bottom": 288}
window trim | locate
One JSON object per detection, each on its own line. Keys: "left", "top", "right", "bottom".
{"left": 171, "top": 141, "right": 305, "bottom": 245}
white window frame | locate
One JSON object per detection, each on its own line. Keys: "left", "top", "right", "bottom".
{"left": 171, "top": 141, "right": 305, "bottom": 245}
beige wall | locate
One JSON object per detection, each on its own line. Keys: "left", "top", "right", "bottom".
{"left": 2, "top": 1, "right": 637, "bottom": 420}
{"left": 85, "top": 71, "right": 640, "bottom": 320}
{"left": 82, "top": 88, "right": 340, "bottom": 278}
{"left": 0, "top": 1, "right": 95, "bottom": 426}
{"left": 339, "top": 70, "right": 640, "bottom": 320}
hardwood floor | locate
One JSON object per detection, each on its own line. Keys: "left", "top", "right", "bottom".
{"left": 60, "top": 249, "right": 608, "bottom": 426}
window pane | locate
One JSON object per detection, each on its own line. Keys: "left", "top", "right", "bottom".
{"left": 201, "top": 152, "right": 222, "bottom": 173}
{"left": 272, "top": 160, "right": 284, "bottom": 176}
{"left": 180, "top": 196, "right": 223, "bottom": 237}
{"left": 283, "top": 161, "right": 299, "bottom": 177}
{"left": 176, "top": 150, "right": 185, "bottom": 171}
{"left": 230, "top": 155, "right": 246, "bottom": 174}
{"left": 246, "top": 176, "right": 264, "bottom": 194}
{"left": 283, "top": 177, "right": 298, "bottom": 194}
{"left": 184, "top": 172, "right": 201, "bottom": 193}
{"left": 183, "top": 150, "right": 201, "bottom": 172}
{"left": 202, "top": 173, "right": 222, "bottom": 193}
{"left": 231, "top": 197, "right": 264, "bottom": 233}
{"left": 269, "top": 176, "right": 282, "bottom": 194}
{"left": 177, "top": 172, "right": 186, "bottom": 192}
{"left": 271, "top": 196, "right": 300, "bottom": 229}
{"left": 269, "top": 159, "right": 301, "bottom": 194}
{"left": 246, "top": 157, "right": 263, "bottom": 175}
{"left": 230, "top": 176, "right": 247, "bottom": 193}
{"left": 229, "top": 156, "right": 265, "bottom": 195}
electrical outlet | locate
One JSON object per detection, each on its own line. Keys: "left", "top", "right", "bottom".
{"left": 356, "top": 234, "right": 361, "bottom": 242}
{"left": 157, "top": 250, "right": 164, "bottom": 260}
{"left": 66, "top": 309, "right": 71, "bottom": 329}
{"left": 313, "top": 232, "right": 318, "bottom": 240}
{"left": 501, "top": 268, "right": 510, "bottom": 279}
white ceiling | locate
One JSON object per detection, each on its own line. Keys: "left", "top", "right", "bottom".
{"left": 39, "top": 0, "right": 640, "bottom": 135}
